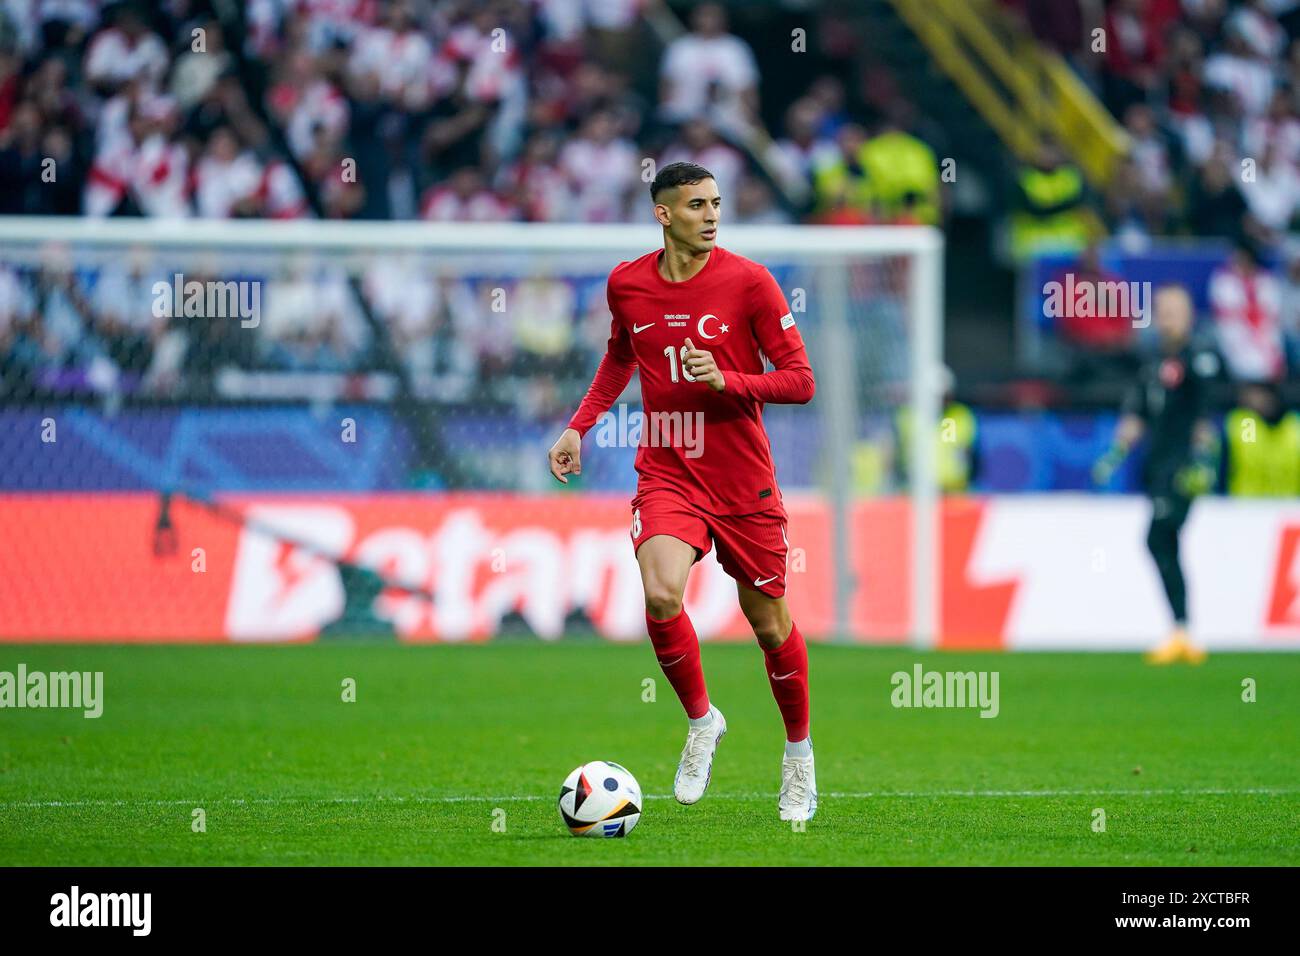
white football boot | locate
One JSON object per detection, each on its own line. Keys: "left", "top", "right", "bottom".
{"left": 673, "top": 705, "right": 727, "bottom": 805}
{"left": 778, "top": 746, "right": 817, "bottom": 822}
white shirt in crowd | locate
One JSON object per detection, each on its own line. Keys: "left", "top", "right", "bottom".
{"left": 0, "top": 266, "right": 32, "bottom": 335}
{"left": 1204, "top": 52, "right": 1276, "bottom": 117}
{"left": 284, "top": 79, "right": 349, "bottom": 159}
{"left": 195, "top": 152, "right": 263, "bottom": 219}
{"left": 1209, "top": 263, "right": 1287, "bottom": 381}
{"left": 84, "top": 130, "right": 189, "bottom": 219}
{"left": 1129, "top": 135, "right": 1173, "bottom": 195}
{"left": 1227, "top": 6, "right": 1287, "bottom": 60}
{"left": 132, "top": 135, "right": 191, "bottom": 218}
{"left": 350, "top": 25, "right": 434, "bottom": 105}
{"left": 773, "top": 136, "right": 838, "bottom": 194}
{"left": 84, "top": 26, "right": 169, "bottom": 89}
{"left": 259, "top": 161, "right": 309, "bottom": 219}
{"left": 94, "top": 264, "right": 163, "bottom": 334}
{"left": 365, "top": 256, "right": 439, "bottom": 341}
{"left": 295, "top": 0, "right": 377, "bottom": 51}
{"left": 262, "top": 264, "right": 362, "bottom": 346}
{"left": 659, "top": 31, "right": 758, "bottom": 128}
{"left": 420, "top": 186, "right": 514, "bottom": 222}
{"left": 4, "top": 0, "right": 98, "bottom": 54}
{"left": 559, "top": 136, "right": 639, "bottom": 223}
{"left": 497, "top": 158, "right": 573, "bottom": 222}
{"left": 1239, "top": 160, "right": 1300, "bottom": 231}
{"left": 536, "top": 0, "right": 645, "bottom": 37}
{"left": 1243, "top": 115, "right": 1300, "bottom": 167}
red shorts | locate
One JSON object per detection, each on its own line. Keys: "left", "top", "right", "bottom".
{"left": 630, "top": 491, "right": 789, "bottom": 597}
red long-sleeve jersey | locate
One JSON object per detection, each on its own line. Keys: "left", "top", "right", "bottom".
{"left": 567, "top": 245, "right": 815, "bottom": 515}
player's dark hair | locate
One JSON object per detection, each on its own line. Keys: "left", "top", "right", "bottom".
{"left": 650, "top": 162, "right": 715, "bottom": 201}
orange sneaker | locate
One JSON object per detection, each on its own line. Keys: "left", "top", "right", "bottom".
{"left": 1146, "top": 627, "right": 1198, "bottom": 665}
{"left": 1145, "top": 635, "right": 1186, "bottom": 665}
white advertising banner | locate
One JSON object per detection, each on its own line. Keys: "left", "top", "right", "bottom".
{"left": 971, "top": 496, "right": 1300, "bottom": 649}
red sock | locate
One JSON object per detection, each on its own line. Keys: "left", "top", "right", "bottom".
{"left": 646, "top": 609, "right": 710, "bottom": 719}
{"left": 762, "top": 621, "right": 810, "bottom": 741}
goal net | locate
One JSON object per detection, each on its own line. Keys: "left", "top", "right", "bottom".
{"left": 0, "top": 218, "right": 943, "bottom": 644}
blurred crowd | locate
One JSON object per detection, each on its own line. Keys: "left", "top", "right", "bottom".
{"left": 4, "top": 0, "right": 1296, "bottom": 406}
{"left": 0, "top": 0, "right": 944, "bottom": 401}
{"left": 0, "top": 0, "right": 941, "bottom": 225}
{"left": 1003, "top": 0, "right": 1300, "bottom": 383}
{"left": 0, "top": 246, "right": 633, "bottom": 412}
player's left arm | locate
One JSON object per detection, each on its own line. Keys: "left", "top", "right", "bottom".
{"left": 683, "top": 266, "right": 814, "bottom": 403}
{"left": 1188, "top": 347, "right": 1222, "bottom": 451}
{"left": 1180, "top": 348, "right": 1224, "bottom": 495}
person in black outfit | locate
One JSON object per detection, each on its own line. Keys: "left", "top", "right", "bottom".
{"left": 1093, "top": 284, "right": 1221, "bottom": 664}
{"left": 1186, "top": 149, "right": 1251, "bottom": 241}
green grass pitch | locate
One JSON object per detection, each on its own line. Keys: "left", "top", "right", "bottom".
{"left": 1, "top": 642, "right": 1297, "bottom": 866}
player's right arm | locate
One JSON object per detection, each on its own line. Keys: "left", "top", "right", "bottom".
{"left": 548, "top": 294, "right": 637, "bottom": 484}
{"left": 1179, "top": 348, "right": 1224, "bottom": 495}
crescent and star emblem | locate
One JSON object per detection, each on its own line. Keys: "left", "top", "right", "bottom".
{"left": 696, "top": 313, "right": 729, "bottom": 339}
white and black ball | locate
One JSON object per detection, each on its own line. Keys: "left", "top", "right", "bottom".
{"left": 558, "top": 761, "right": 642, "bottom": 838}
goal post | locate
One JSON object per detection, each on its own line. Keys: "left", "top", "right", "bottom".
{"left": 0, "top": 217, "right": 943, "bottom": 645}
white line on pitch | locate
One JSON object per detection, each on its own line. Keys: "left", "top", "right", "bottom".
{"left": 1, "top": 787, "right": 1296, "bottom": 809}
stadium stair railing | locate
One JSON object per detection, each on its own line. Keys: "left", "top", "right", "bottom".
{"left": 884, "top": 0, "right": 1129, "bottom": 189}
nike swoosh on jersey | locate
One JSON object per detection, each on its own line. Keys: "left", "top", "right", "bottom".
{"left": 753, "top": 575, "right": 778, "bottom": 587}
{"left": 770, "top": 670, "right": 798, "bottom": 681}
{"left": 633, "top": 323, "right": 655, "bottom": 333}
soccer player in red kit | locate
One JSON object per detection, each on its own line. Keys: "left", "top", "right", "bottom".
{"left": 547, "top": 162, "right": 818, "bottom": 820}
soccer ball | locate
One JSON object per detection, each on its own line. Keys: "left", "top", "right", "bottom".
{"left": 558, "top": 760, "right": 642, "bottom": 837}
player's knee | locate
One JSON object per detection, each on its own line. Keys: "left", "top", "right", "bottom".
{"left": 752, "top": 613, "right": 791, "bottom": 651}
{"left": 644, "top": 583, "right": 684, "bottom": 621}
